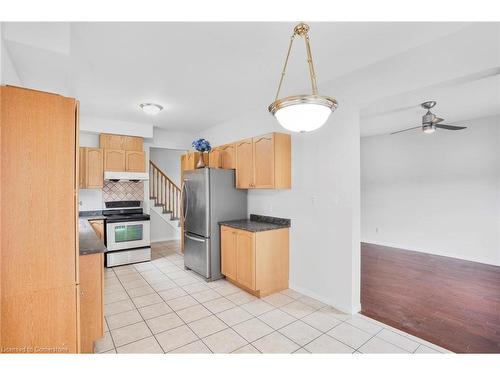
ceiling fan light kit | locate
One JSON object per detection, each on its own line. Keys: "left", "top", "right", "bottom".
{"left": 268, "top": 23, "right": 337, "bottom": 133}
{"left": 422, "top": 124, "right": 436, "bottom": 134}
{"left": 391, "top": 101, "right": 467, "bottom": 135}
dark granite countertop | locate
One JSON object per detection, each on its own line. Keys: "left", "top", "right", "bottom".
{"left": 79, "top": 212, "right": 107, "bottom": 256}
{"left": 219, "top": 214, "right": 291, "bottom": 232}
{"left": 79, "top": 210, "right": 106, "bottom": 221}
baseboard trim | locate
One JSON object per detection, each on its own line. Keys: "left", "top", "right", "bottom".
{"left": 362, "top": 240, "right": 500, "bottom": 267}
{"left": 288, "top": 283, "right": 359, "bottom": 315}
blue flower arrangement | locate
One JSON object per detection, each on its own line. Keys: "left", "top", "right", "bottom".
{"left": 192, "top": 138, "right": 211, "bottom": 152}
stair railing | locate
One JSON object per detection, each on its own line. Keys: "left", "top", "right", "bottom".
{"left": 149, "top": 160, "right": 182, "bottom": 221}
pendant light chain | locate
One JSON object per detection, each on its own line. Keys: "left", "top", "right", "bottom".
{"left": 273, "top": 24, "right": 320, "bottom": 101}
{"left": 274, "top": 35, "right": 296, "bottom": 101}
{"left": 304, "top": 35, "right": 319, "bottom": 95}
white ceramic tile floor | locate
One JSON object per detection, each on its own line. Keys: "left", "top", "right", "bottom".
{"left": 96, "top": 241, "right": 452, "bottom": 354}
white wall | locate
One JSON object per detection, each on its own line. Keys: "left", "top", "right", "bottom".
{"left": 199, "top": 104, "right": 361, "bottom": 314}
{"left": 80, "top": 116, "right": 154, "bottom": 139}
{"left": 150, "top": 148, "right": 186, "bottom": 186}
{"left": 145, "top": 128, "right": 193, "bottom": 150}
{"left": 361, "top": 115, "right": 500, "bottom": 266}
{"left": 150, "top": 209, "right": 180, "bottom": 242}
{"left": 1, "top": 24, "right": 22, "bottom": 86}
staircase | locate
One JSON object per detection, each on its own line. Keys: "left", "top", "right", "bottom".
{"left": 149, "top": 161, "right": 182, "bottom": 231}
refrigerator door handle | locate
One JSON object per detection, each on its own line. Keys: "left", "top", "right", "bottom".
{"left": 181, "top": 180, "right": 188, "bottom": 222}
{"left": 185, "top": 234, "right": 206, "bottom": 243}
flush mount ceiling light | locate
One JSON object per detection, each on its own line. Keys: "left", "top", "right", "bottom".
{"left": 139, "top": 103, "right": 163, "bottom": 115}
{"left": 268, "top": 23, "right": 337, "bottom": 133}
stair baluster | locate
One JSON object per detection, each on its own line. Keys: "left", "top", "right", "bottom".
{"left": 149, "top": 160, "right": 182, "bottom": 225}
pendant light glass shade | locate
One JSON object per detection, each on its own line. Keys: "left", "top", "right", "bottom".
{"left": 269, "top": 95, "right": 337, "bottom": 132}
{"left": 269, "top": 23, "right": 337, "bottom": 132}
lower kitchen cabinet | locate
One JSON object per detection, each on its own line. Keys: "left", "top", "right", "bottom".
{"left": 89, "top": 220, "right": 104, "bottom": 240}
{"left": 79, "top": 252, "right": 104, "bottom": 353}
{"left": 220, "top": 225, "right": 289, "bottom": 297}
{"left": 221, "top": 225, "right": 237, "bottom": 280}
{"left": 235, "top": 230, "right": 256, "bottom": 290}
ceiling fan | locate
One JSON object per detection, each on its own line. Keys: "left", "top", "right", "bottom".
{"left": 391, "top": 101, "right": 467, "bottom": 135}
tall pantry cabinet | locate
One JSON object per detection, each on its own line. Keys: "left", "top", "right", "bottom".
{"left": 0, "top": 86, "right": 80, "bottom": 353}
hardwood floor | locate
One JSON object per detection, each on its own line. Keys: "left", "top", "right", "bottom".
{"left": 361, "top": 242, "right": 500, "bottom": 353}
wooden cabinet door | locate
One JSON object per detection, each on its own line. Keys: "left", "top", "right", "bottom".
{"left": 79, "top": 253, "right": 104, "bottom": 353}
{"left": 86, "top": 148, "right": 103, "bottom": 188}
{"left": 220, "top": 143, "right": 236, "bottom": 169}
{"left": 221, "top": 226, "right": 237, "bottom": 280}
{"left": 1, "top": 86, "right": 79, "bottom": 352}
{"left": 100, "top": 134, "right": 124, "bottom": 149}
{"left": 123, "top": 136, "right": 143, "bottom": 151}
{"left": 126, "top": 151, "right": 145, "bottom": 172}
{"left": 253, "top": 133, "right": 275, "bottom": 188}
{"left": 209, "top": 148, "right": 221, "bottom": 168}
{"left": 236, "top": 230, "right": 256, "bottom": 290}
{"left": 79, "top": 147, "right": 86, "bottom": 189}
{"left": 235, "top": 139, "right": 253, "bottom": 188}
{"left": 186, "top": 152, "right": 195, "bottom": 170}
{"left": 89, "top": 220, "right": 104, "bottom": 240}
{"left": 104, "top": 149, "right": 126, "bottom": 171}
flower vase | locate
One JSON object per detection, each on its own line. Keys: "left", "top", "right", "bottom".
{"left": 196, "top": 152, "right": 206, "bottom": 168}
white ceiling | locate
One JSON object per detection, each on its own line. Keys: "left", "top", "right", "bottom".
{"left": 2, "top": 22, "right": 499, "bottom": 136}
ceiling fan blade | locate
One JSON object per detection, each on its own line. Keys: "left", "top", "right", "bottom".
{"left": 432, "top": 117, "right": 445, "bottom": 124}
{"left": 390, "top": 126, "right": 421, "bottom": 135}
{"left": 434, "top": 124, "right": 467, "bottom": 130}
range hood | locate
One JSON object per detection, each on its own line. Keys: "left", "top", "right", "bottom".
{"left": 104, "top": 171, "right": 149, "bottom": 182}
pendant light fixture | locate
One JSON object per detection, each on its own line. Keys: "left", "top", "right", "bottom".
{"left": 268, "top": 23, "right": 337, "bottom": 133}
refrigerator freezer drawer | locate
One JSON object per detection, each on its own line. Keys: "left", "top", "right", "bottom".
{"left": 184, "top": 233, "right": 210, "bottom": 279}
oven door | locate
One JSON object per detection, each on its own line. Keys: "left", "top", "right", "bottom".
{"left": 106, "top": 220, "right": 150, "bottom": 251}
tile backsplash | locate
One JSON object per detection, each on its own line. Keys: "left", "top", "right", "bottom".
{"left": 103, "top": 181, "right": 144, "bottom": 202}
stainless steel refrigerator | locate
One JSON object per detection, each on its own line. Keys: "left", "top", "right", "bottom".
{"left": 182, "top": 168, "right": 247, "bottom": 281}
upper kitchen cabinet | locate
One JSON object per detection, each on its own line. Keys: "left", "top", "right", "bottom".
{"left": 235, "top": 138, "right": 254, "bottom": 188}
{"left": 253, "top": 133, "right": 275, "bottom": 188}
{"left": 104, "top": 149, "right": 126, "bottom": 171}
{"left": 209, "top": 144, "right": 236, "bottom": 169}
{"left": 208, "top": 147, "right": 221, "bottom": 168}
{"left": 79, "top": 147, "right": 104, "bottom": 189}
{"left": 99, "top": 133, "right": 124, "bottom": 149}
{"left": 100, "top": 133, "right": 145, "bottom": 172}
{"left": 123, "top": 136, "right": 144, "bottom": 151}
{"left": 182, "top": 151, "right": 209, "bottom": 171}
{"left": 99, "top": 133, "right": 143, "bottom": 151}
{"left": 236, "top": 132, "right": 291, "bottom": 189}
{"left": 125, "top": 150, "right": 146, "bottom": 172}
{"left": 219, "top": 143, "right": 236, "bottom": 169}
